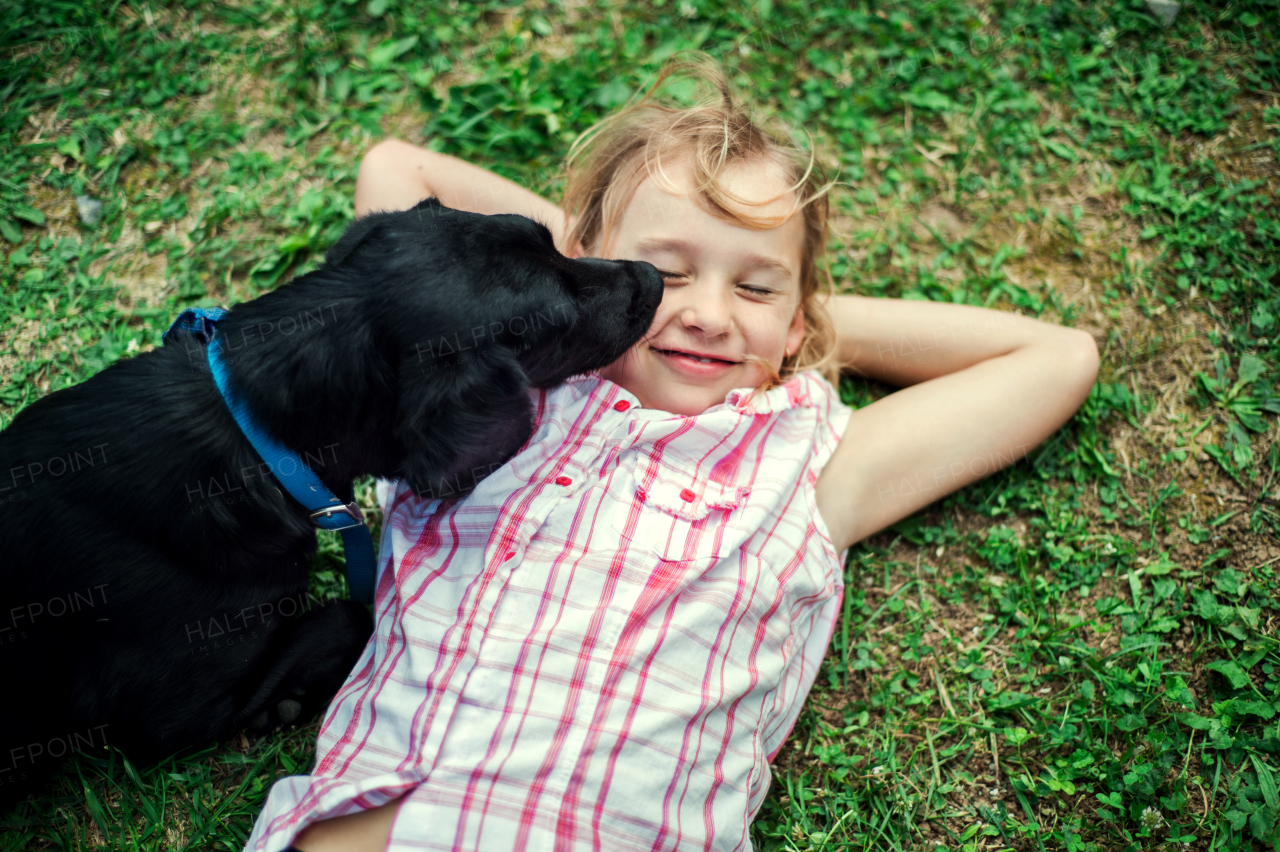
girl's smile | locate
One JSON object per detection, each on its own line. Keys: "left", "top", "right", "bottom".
{"left": 652, "top": 345, "right": 739, "bottom": 375}
{"left": 594, "top": 154, "right": 807, "bottom": 416}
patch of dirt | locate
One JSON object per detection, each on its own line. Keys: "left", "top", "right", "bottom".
{"left": 910, "top": 202, "right": 973, "bottom": 244}
{"left": 0, "top": 319, "right": 60, "bottom": 389}
{"left": 426, "top": 1, "right": 601, "bottom": 97}
{"left": 12, "top": 22, "right": 382, "bottom": 311}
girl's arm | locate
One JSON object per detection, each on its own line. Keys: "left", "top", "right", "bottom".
{"left": 813, "top": 293, "right": 1099, "bottom": 552}
{"left": 353, "top": 138, "right": 581, "bottom": 255}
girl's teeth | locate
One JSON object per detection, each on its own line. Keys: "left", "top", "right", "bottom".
{"left": 664, "top": 349, "right": 723, "bottom": 364}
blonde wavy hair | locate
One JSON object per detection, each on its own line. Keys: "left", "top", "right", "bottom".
{"left": 559, "top": 52, "right": 841, "bottom": 391}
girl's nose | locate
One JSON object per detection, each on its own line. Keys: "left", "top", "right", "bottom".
{"left": 672, "top": 278, "right": 733, "bottom": 339}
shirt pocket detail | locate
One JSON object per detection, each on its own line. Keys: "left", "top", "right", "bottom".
{"left": 641, "top": 471, "right": 751, "bottom": 521}
{"left": 612, "top": 463, "right": 754, "bottom": 563}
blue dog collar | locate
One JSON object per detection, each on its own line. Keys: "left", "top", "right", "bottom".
{"left": 164, "top": 308, "right": 377, "bottom": 604}
{"left": 162, "top": 307, "right": 228, "bottom": 345}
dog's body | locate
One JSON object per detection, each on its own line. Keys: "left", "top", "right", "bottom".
{"left": 0, "top": 198, "right": 663, "bottom": 805}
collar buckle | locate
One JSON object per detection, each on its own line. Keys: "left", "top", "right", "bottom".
{"left": 310, "top": 501, "right": 366, "bottom": 531}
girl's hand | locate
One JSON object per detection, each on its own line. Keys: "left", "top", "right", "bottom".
{"left": 814, "top": 294, "right": 1099, "bottom": 552}
{"left": 353, "top": 138, "right": 583, "bottom": 256}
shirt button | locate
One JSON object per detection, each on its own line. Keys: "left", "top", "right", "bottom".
{"left": 555, "top": 475, "right": 572, "bottom": 486}
{"left": 613, "top": 399, "right": 631, "bottom": 412}
{"left": 679, "top": 488, "right": 696, "bottom": 503}
{"left": 503, "top": 551, "right": 516, "bottom": 561}
{"left": 636, "top": 488, "right": 647, "bottom": 502}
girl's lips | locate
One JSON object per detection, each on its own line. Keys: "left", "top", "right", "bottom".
{"left": 653, "top": 347, "right": 738, "bottom": 377}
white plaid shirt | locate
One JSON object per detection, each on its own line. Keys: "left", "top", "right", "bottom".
{"left": 246, "top": 369, "right": 852, "bottom": 852}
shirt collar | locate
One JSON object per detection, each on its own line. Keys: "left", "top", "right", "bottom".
{"left": 568, "top": 371, "right": 816, "bottom": 418}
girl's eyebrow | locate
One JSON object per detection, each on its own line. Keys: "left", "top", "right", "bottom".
{"left": 634, "top": 237, "right": 793, "bottom": 278}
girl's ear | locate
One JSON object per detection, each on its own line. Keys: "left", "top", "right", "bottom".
{"left": 567, "top": 240, "right": 587, "bottom": 259}
{"left": 785, "top": 305, "right": 805, "bottom": 358}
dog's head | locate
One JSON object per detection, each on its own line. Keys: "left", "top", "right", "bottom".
{"left": 323, "top": 197, "right": 664, "bottom": 499}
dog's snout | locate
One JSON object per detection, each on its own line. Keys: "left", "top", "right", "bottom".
{"left": 569, "top": 257, "right": 662, "bottom": 315}
{"left": 568, "top": 257, "right": 622, "bottom": 280}
{"left": 626, "top": 260, "right": 664, "bottom": 313}
{"left": 614, "top": 260, "right": 660, "bottom": 313}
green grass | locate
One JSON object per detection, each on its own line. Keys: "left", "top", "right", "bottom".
{"left": 2, "top": 0, "right": 1279, "bottom": 849}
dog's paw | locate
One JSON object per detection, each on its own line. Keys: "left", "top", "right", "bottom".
{"left": 277, "top": 698, "right": 302, "bottom": 725}
{"left": 242, "top": 690, "right": 309, "bottom": 735}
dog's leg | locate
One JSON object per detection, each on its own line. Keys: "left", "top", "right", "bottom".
{"left": 90, "top": 598, "right": 372, "bottom": 765}
{"left": 234, "top": 599, "right": 374, "bottom": 733}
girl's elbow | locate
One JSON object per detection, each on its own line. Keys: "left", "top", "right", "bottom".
{"left": 363, "top": 136, "right": 411, "bottom": 159}
{"left": 358, "top": 138, "right": 434, "bottom": 182}
{"left": 1063, "top": 328, "right": 1101, "bottom": 395}
{"left": 1072, "top": 328, "right": 1101, "bottom": 375}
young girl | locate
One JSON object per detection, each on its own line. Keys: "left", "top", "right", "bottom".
{"left": 247, "top": 55, "right": 1098, "bottom": 852}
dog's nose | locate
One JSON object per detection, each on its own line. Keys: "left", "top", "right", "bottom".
{"left": 626, "top": 260, "right": 664, "bottom": 313}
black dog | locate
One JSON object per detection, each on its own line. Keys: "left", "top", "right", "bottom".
{"left": 0, "top": 197, "right": 663, "bottom": 806}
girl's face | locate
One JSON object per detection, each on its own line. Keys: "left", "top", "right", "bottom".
{"left": 592, "top": 155, "right": 806, "bottom": 416}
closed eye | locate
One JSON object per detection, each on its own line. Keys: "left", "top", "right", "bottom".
{"left": 655, "top": 270, "right": 773, "bottom": 296}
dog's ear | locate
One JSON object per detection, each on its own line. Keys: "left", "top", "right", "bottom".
{"left": 409, "top": 196, "right": 443, "bottom": 213}
{"left": 394, "top": 345, "right": 535, "bottom": 501}
{"left": 325, "top": 214, "right": 386, "bottom": 268}
{"left": 327, "top": 198, "right": 446, "bottom": 268}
